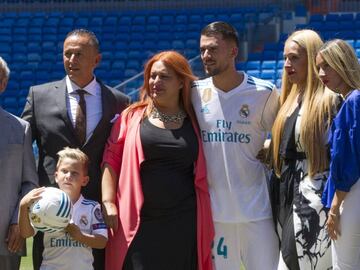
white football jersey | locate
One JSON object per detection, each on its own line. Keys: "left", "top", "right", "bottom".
{"left": 192, "top": 72, "right": 279, "bottom": 222}
{"left": 40, "top": 195, "right": 108, "bottom": 270}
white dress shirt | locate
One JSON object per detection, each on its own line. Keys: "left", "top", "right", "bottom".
{"left": 66, "top": 76, "right": 102, "bottom": 142}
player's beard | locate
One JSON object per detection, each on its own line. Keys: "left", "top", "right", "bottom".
{"left": 205, "top": 67, "right": 220, "bottom": 76}
{"left": 204, "top": 62, "right": 228, "bottom": 77}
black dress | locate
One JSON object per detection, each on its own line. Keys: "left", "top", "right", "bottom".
{"left": 123, "top": 117, "right": 198, "bottom": 270}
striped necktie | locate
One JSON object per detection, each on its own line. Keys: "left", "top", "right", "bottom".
{"left": 75, "top": 89, "right": 87, "bottom": 145}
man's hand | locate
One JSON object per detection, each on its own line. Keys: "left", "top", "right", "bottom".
{"left": 256, "top": 139, "right": 271, "bottom": 165}
{"left": 6, "top": 224, "right": 24, "bottom": 253}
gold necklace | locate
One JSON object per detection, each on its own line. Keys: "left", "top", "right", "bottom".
{"left": 151, "top": 106, "right": 186, "bottom": 123}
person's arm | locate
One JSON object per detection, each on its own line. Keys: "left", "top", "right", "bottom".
{"left": 325, "top": 93, "right": 360, "bottom": 240}
{"left": 21, "top": 86, "right": 38, "bottom": 141}
{"left": 65, "top": 224, "right": 107, "bottom": 249}
{"left": 12, "top": 123, "right": 39, "bottom": 225}
{"left": 326, "top": 190, "right": 347, "bottom": 240}
{"left": 101, "top": 111, "right": 129, "bottom": 230}
{"left": 18, "top": 187, "right": 46, "bottom": 238}
{"left": 261, "top": 86, "right": 280, "bottom": 132}
{"left": 7, "top": 122, "right": 39, "bottom": 253}
{"left": 257, "top": 87, "right": 280, "bottom": 164}
{"left": 101, "top": 164, "right": 119, "bottom": 231}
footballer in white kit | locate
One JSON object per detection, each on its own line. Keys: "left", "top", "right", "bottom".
{"left": 40, "top": 195, "right": 107, "bottom": 270}
{"left": 192, "top": 74, "right": 279, "bottom": 223}
{"left": 192, "top": 73, "right": 279, "bottom": 270}
{"left": 194, "top": 21, "right": 280, "bottom": 270}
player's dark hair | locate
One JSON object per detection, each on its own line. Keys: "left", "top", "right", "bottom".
{"left": 201, "top": 21, "right": 239, "bottom": 48}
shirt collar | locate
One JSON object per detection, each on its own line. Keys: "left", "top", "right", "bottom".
{"left": 66, "top": 75, "right": 98, "bottom": 96}
{"left": 72, "top": 194, "right": 84, "bottom": 208}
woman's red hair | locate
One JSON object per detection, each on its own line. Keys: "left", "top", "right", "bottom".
{"left": 126, "top": 51, "right": 197, "bottom": 121}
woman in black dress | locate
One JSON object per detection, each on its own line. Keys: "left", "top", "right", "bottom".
{"left": 101, "top": 51, "right": 214, "bottom": 270}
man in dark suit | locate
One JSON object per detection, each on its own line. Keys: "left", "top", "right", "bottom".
{"left": 22, "top": 29, "right": 129, "bottom": 270}
{"left": 0, "top": 56, "right": 38, "bottom": 270}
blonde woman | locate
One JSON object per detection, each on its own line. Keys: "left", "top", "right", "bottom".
{"left": 317, "top": 39, "right": 360, "bottom": 270}
{"left": 270, "top": 30, "right": 339, "bottom": 269}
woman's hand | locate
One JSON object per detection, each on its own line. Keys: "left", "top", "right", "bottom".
{"left": 326, "top": 190, "right": 347, "bottom": 240}
{"left": 326, "top": 209, "right": 341, "bottom": 240}
{"left": 102, "top": 201, "right": 118, "bottom": 231}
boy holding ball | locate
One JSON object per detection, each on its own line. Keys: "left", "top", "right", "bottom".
{"left": 19, "top": 147, "right": 107, "bottom": 270}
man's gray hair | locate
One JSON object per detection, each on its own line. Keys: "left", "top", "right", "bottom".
{"left": 0, "top": 56, "right": 10, "bottom": 80}
{"left": 66, "top": 29, "right": 100, "bottom": 53}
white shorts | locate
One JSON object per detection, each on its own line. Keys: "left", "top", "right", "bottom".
{"left": 213, "top": 219, "right": 279, "bottom": 270}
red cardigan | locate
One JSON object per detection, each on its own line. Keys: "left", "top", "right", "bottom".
{"left": 102, "top": 107, "right": 214, "bottom": 270}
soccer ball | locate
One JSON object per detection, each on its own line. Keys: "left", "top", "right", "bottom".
{"left": 29, "top": 187, "right": 73, "bottom": 233}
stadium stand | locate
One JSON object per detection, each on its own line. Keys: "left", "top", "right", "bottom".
{"left": 0, "top": 5, "right": 281, "bottom": 111}
{"left": 1, "top": 1, "right": 360, "bottom": 112}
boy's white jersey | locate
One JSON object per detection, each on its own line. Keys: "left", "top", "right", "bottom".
{"left": 40, "top": 195, "right": 108, "bottom": 270}
{"left": 192, "top": 72, "right": 279, "bottom": 223}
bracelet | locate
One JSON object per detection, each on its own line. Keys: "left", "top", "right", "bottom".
{"left": 329, "top": 211, "right": 338, "bottom": 217}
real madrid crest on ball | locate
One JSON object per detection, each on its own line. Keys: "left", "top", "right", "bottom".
{"left": 29, "top": 187, "right": 73, "bottom": 233}
{"left": 239, "top": 104, "right": 250, "bottom": 118}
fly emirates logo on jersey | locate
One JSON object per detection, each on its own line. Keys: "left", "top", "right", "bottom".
{"left": 201, "top": 120, "right": 251, "bottom": 143}
{"left": 50, "top": 233, "right": 87, "bottom": 248}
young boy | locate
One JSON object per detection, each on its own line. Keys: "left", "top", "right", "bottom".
{"left": 19, "top": 147, "right": 107, "bottom": 270}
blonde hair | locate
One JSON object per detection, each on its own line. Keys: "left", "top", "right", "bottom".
{"left": 318, "top": 39, "right": 360, "bottom": 90}
{"left": 271, "top": 29, "right": 337, "bottom": 177}
{"left": 56, "top": 147, "right": 89, "bottom": 174}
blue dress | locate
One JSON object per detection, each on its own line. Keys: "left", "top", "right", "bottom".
{"left": 322, "top": 90, "right": 360, "bottom": 208}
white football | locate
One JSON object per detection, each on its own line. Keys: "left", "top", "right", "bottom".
{"left": 29, "top": 187, "right": 73, "bottom": 233}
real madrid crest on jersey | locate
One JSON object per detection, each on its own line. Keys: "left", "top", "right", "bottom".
{"left": 80, "top": 215, "right": 88, "bottom": 226}
{"left": 239, "top": 104, "right": 250, "bottom": 118}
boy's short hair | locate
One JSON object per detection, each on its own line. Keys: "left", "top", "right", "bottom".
{"left": 56, "top": 147, "right": 89, "bottom": 174}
